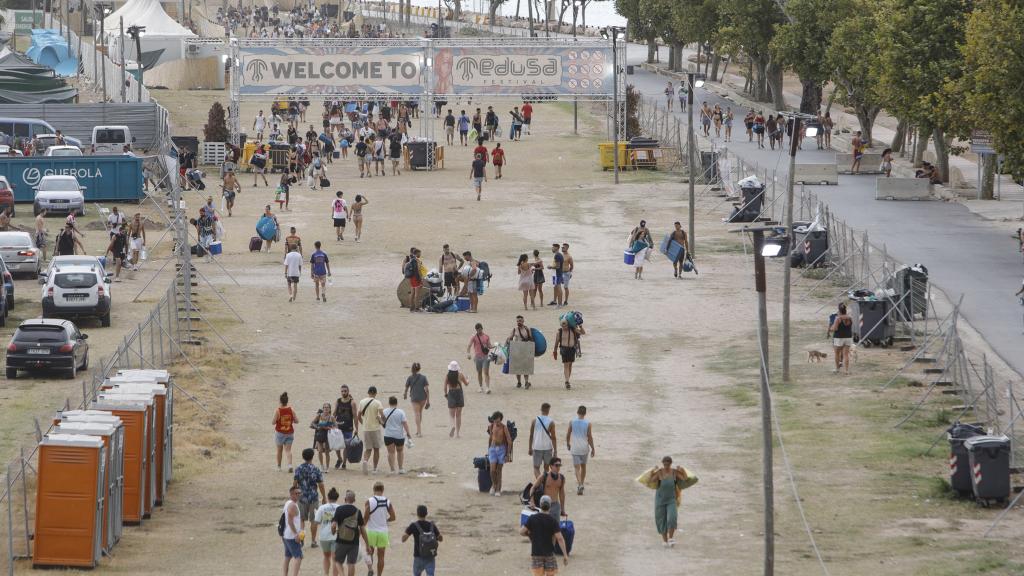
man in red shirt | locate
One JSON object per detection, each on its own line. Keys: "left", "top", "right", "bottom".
{"left": 491, "top": 143, "right": 506, "bottom": 179}
{"left": 473, "top": 138, "right": 489, "bottom": 164}
{"left": 522, "top": 102, "right": 533, "bottom": 135}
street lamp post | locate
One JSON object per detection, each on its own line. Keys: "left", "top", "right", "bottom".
{"left": 686, "top": 72, "right": 704, "bottom": 256}
{"left": 603, "top": 26, "right": 625, "bottom": 184}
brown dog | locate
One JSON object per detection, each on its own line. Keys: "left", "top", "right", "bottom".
{"left": 807, "top": 350, "right": 828, "bottom": 363}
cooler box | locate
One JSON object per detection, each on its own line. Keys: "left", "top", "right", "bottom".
{"left": 208, "top": 241, "right": 223, "bottom": 255}
{"left": 520, "top": 507, "right": 538, "bottom": 526}
{"left": 965, "top": 435, "right": 1011, "bottom": 502}
{"left": 623, "top": 250, "right": 636, "bottom": 266}
{"left": 455, "top": 297, "right": 471, "bottom": 311}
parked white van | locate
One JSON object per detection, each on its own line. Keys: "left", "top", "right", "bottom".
{"left": 91, "top": 126, "right": 134, "bottom": 155}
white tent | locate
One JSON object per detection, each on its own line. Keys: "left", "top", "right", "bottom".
{"left": 104, "top": 0, "right": 195, "bottom": 70}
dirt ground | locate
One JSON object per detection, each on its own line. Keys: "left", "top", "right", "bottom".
{"left": 9, "top": 91, "right": 1024, "bottom": 575}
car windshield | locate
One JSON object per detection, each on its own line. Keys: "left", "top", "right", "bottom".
{"left": 38, "top": 179, "right": 79, "bottom": 192}
{"left": 54, "top": 272, "right": 96, "bottom": 289}
{"left": 0, "top": 233, "right": 30, "bottom": 248}
{"left": 14, "top": 327, "right": 66, "bottom": 343}
{"left": 95, "top": 129, "right": 126, "bottom": 143}
{"left": 0, "top": 180, "right": 8, "bottom": 191}
{"left": 50, "top": 148, "right": 81, "bottom": 156}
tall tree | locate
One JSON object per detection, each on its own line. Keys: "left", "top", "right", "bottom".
{"left": 771, "top": 0, "right": 851, "bottom": 113}
{"left": 874, "top": 0, "right": 969, "bottom": 182}
{"left": 718, "top": 0, "right": 786, "bottom": 107}
{"left": 826, "top": 7, "right": 884, "bottom": 143}
{"left": 615, "top": 0, "right": 659, "bottom": 62}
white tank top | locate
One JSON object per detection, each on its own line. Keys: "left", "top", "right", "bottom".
{"left": 532, "top": 416, "right": 553, "bottom": 451}
{"left": 366, "top": 496, "right": 390, "bottom": 532}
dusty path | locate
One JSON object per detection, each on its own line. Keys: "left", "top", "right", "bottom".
{"left": 68, "top": 99, "right": 789, "bottom": 575}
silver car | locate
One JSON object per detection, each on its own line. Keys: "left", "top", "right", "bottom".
{"left": 0, "top": 231, "right": 41, "bottom": 278}
{"left": 33, "top": 175, "right": 85, "bottom": 216}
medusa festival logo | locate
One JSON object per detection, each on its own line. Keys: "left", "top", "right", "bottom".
{"left": 246, "top": 58, "right": 268, "bottom": 82}
{"left": 453, "top": 55, "right": 561, "bottom": 87}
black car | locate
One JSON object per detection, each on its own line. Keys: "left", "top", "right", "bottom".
{"left": 6, "top": 319, "right": 89, "bottom": 379}
{"left": 0, "top": 255, "right": 12, "bottom": 313}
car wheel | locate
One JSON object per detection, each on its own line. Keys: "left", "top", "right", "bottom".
{"left": 5, "top": 367, "right": 15, "bottom": 379}
{"left": 100, "top": 312, "right": 111, "bottom": 327}
{"left": 81, "top": 352, "right": 89, "bottom": 370}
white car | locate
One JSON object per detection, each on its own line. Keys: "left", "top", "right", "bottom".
{"left": 42, "top": 256, "right": 108, "bottom": 280}
{"left": 41, "top": 263, "right": 111, "bottom": 327}
{"left": 0, "top": 145, "right": 23, "bottom": 157}
{"left": 44, "top": 145, "right": 83, "bottom": 157}
{"left": 33, "top": 175, "right": 85, "bottom": 217}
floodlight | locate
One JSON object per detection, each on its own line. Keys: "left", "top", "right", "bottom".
{"left": 761, "top": 243, "right": 783, "bottom": 258}
{"left": 804, "top": 125, "right": 819, "bottom": 138}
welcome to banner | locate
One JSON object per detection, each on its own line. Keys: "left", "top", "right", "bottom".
{"left": 239, "top": 46, "right": 426, "bottom": 95}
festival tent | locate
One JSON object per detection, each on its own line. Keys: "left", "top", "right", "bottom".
{"left": 103, "top": 0, "right": 194, "bottom": 70}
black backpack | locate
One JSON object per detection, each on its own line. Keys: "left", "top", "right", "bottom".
{"left": 416, "top": 522, "right": 439, "bottom": 559}
{"left": 404, "top": 257, "right": 418, "bottom": 279}
{"left": 277, "top": 512, "right": 286, "bottom": 536}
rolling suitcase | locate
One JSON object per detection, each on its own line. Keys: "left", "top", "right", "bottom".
{"left": 345, "top": 434, "right": 364, "bottom": 463}
{"left": 249, "top": 236, "right": 262, "bottom": 252}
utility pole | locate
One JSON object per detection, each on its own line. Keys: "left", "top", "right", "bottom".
{"left": 781, "top": 116, "right": 800, "bottom": 382}
{"left": 99, "top": 4, "right": 107, "bottom": 102}
{"left": 119, "top": 17, "right": 126, "bottom": 103}
{"left": 571, "top": 0, "right": 577, "bottom": 135}
{"left": 686, "top": 71, "right": 700, "bottom": 256}
{"left": 751, "top": 228, "right": 775, "bottom": 576}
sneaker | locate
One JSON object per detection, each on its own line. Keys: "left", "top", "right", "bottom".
{"left": 398, "top": 469, "right": 406, "bottom": 475}
{"left": 495, "top": 491, "right": 501, "bottom": 497}
{"left": 577, "top": 485, "right": 584, "bottom": 495}
{"left": 362, "top": 461, "right": 369, "bottom": 475}
{"left": 565, "top": 381, "right": 571, "bottom": 390}
{"left": 548, "top": 300, "right": 557, "bottom": 306}
{"left": 311, "top": 541, "right": 319, "bottom": 548}
{"left": 287, "top": 467, "right": 293, "bottom": 473}
{"left": 490, "top": 489, "right": 495, "bottom": 496}
{"left": 668, "top": 539, "right": 676, "bottom": 548}
{"left": 486, "top": 388, "right": 491, "bottom": 395}
{"left": 334, "top": 460, "right": 342, "bottom": 470}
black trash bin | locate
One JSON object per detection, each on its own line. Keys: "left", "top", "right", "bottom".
{"left": 965, "top": 435, "right": 1011, "bottom": 504}
{"left": 849, "top": 295, "right": 894, "bottom": 346}
{"left": 728, "top": 176, "right": 764, "bottom": 223}
{"left": 891, "top": 264, "right": 929, "bottom": 320}
{"left": 406, "top": 141, "right": 438, "bottom": 170}
{"left": 790, "top": 222, "right": 828, "bottom": 268}
{"left": 699, "top": 151, "right": 720, "bottom": 184}
{"left": 947, "top": 422, "right": 986, "bottom": 497}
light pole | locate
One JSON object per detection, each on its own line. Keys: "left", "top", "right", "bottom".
{"left": 603, "top": 26, "right": 625, "bottom": 184}
{"left": 127, "top": 25, "right": 146, "bottom": 102}
{"left": 686, "top": 71, "right": 704, "bottom": 256}
{"left": 569, "top": 0, "right": 579, "bottom": 135}
{"left": 779, "top": 113, "right": 818, "bottom": 382}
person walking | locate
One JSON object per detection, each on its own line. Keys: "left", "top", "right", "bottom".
{"left": 331, "top": 192, "right": 348, "bottom": 242}
{"left": 274, "top": 392, "right": 298, "bottom": 472}
{"left": 506, "top": 315, "right": 535, "bottom": 389}
{"left": 531, "top": 249, "right": 545, "bottom": 309}
{"left": 548, "top": 243, "right": 565, "bottom": 307}
{"left": 823, "top": 112, "right": 834, "bottom": 149}
{"left": 829, "top": 303, "right": 854, "bottom": 375}
{"left": 487, "top": 411, "right": 512, "bottom": 497}
{"left": 282, "top": 486, "right": 304, "bottom": 576}
{"left": 333, "top": 385, "right": 358, "bottom": 470}
{"left": 560, "top": 244, "right": 574, "bottom": 306}
{"left": 491, "top": 142, "right": 506, "bottom": 179}
{"left": 700, "top": 102, "right": 712, "bottom": 137}
{"left": 405, "top": 248, "right": 424, "bottom": 313}
{"left": 284, "top": 245, "right": 303, "bottom": 302}
{"left": 664, "top": 81, "right": 675, "bottom": 112}
{"left": 517, "top": 254, "right": 534, "bottom": 310}
{"left": 355, "top": 137, "right": 370, "bottom": 178}
{"left": 880, "top": 148, "right": 893, "bottom": 177}
{"left": 522, "top": 101, "right": 534, "bottom": 135}
{"left": 766, "top": 115, "right": 779, "bottom": 151}
{"left": 403, "top": 363, "right": 429, "bottom": 437}
{"left": 850, "top": 131, "right": 865, "bottom": 174}
{"left": 457, "top": 110, "right": 470, "bottom": 146}
{"left": 312, "top": 404, "right": 336, "bottom": 472}
{"left": 669, "top": 222, "right": 690, "bottom": 279}
{"left": 470, "top": 153, "right": 487, "bottom": 201}
{"left": 34, "top": 209, "right": 48, "bottom": 262}
{"left": 222, "top": 168, "right": 241, "bottom": 216}
{"left": 744, "top": 109, "right": 755, "bottom": 142}
{"left": 566, "top": 406, "right": 594, "bottom": 495}
{"left": 331, "top": 490, "right": 369, "bottom": 576}
{"left": 358, "top": 387, "right": 386, "bottom": 475}
{"left": 350, "top": 195, "right": 368, "bottom": 242}
{"left": 309, "top": 241, "right": 331, "bottom": 302}
{"left": 444, "top": 361, "right": 468, "bottom": 438}
{"left": 529, "top": 403, "right": 557, "bottom": 478}
{"left": 127, "top": 213, "right": 147, "bottom": 271}
{"left": 466, "top": 323, "right": 492, "bottom": 394}
{"left": 444, "top": 109, "right": 456, "bottom": 146}
{"left": 314, "top": 488, "right": 340, "bottom": 576}
{"left": 364, "top": 482, "right": 396, "bottom": 576}
{"left": 460, "top": 251, "right": 480, "bottom": 313}
{"left": 104, "top": 223, "right": 130, "bottom": 281}
{"left": 294, "top": 448, "right": 326, "bottom": 545}
{"left": 724, "top": 107, "right": 734, "bottom": 142}
{"left": 648, "top": 456, "right": 690, "bottom": 547}
{"left": 627, "top": 221, "right": 653, "bottom": 280}
{"left": 533, "top": 457, "right": 567, "bottom": 521}
{"left": 382, "top": 397, "right": 411, "bottom": 475}
{"left": 402, "top": 505, "right": 442, "bottom": 576}
{"left": 712, "top": 104, "right": 723, "bottom": 138}
{"left": 389, "top": 136, "right": 402, "bottom": 176}
{"left": 753, "top": 111, "right": 766, "bottom": 148}
{"left": 439, "top": 245, "right": 464, "bottom": 299}
{"left": 520, "top": 495, "right": 569, "bottom": 576}
{"left": 554, "top": 318, "right": 585, "bottom": 390}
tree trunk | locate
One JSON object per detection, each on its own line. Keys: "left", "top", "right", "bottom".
{"left": 854, "top": 106, "right": 879, "bottom": 146}
{"left": 744, "top": 59, "right": 753, "bottom": 93}
{"left": 768, "top": 61, "right": 785, "bottom": 109}
{"left": 823, "top": 84, "right": 838, "bottom": 115}
{"left": 527, "top": 0, "right": 533, "bottom": 36}
{"left": 890, "top": 119, "right": 907, "bottom": 154}
{"left": 932, "top": 126, "right": 950, "bottom": 184}
{"left": 710, "top": 54, "right": 721, "bottom": 81}
{"left": 673, "top": 42, "right": 684, "bottom": 73}
{"left": 753, "top": 57, "right": 768, "bottom": 101}
{"left": 798, "top": 79, "right": 821, "bottom": 114}
{"left": 514, "top": 0, "right": 519, "bottom": 19}
{"left": 647, "top": 36, "right": 657, "bottom": 64}
{"left": 913, "top": 125, "right": 932, "bottom": 167}
{"left": 557, "top": 1, "right": 568, "bottom": 27}
{"left": 580, "top": 0, "right": 586, "bottom": 29}
{"left": 667, "top": 44, "right": 675, "bottom": 70}
{"left": 980, "top": 153, "right": 996, "bottom": 199}
{"left": 489, "top": 0, "right": 499, "bottom": 26}
{"left": 696, "top": 43, "right": 701, "bottom": 73}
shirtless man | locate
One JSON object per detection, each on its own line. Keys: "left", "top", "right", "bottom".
{"left": 34, "top": 210, "right": 48, "bottom": 262}
{"left": 560, "top": 243, "right": 574, "bottom": 306}
{"left": 439, "top": 244, "right": 464, "bottom": 299}
{"left": 505, "top": 315, "right": 533, "bottom": 389}
{"left": 669, "top": 221, "right": 691, "bottom": 278}
{"left": 850, "top": 131, "right": 864, "bottom": 174}
{"left": 487, "top": 411, "right": 512, "bottom": 497}
{"left": 222, "top": 169, "right": 241, "bottom": 217}
{"left": 533, "top": 456, "right": 567, "bottom": 521}
{"left": 553, "top": 319, "right": 585, "bottom": 390}
{"left": 127, "top": 213, "right": 147, "bottom": 271}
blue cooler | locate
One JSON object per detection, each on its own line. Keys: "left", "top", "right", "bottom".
{"left": 623, "top": 250, "right": 636, "bottom": 265}
{"left": 455, "top": 297, "right": 471, "bottom": 311}
{"left": 520, "top": 507, "right": 538, "bottom": 526}
{"left": 208, "top": 241, "right": 223, "bottom": 255}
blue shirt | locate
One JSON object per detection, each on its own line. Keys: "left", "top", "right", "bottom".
{"left": 458, "top": 115, "right": 470, "bottom": 131}
{"left": 294, "top": 463, "right": 323, "bottom": 504}
{"left": 310, "top": 250, "right": 329, "bottom": 277}
{"left": 553, "top": 252, "right": 564, "bottom": 275}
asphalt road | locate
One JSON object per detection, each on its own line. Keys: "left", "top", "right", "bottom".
{"left": 623, "top": 44, "right": 1024, "bottom": 379}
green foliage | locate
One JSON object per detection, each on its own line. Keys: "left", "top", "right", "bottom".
{"left": 771, "top": 0, "right": 851, "bottom": 86}
{"left": 956, "top": 0, "right": 1024, "bottom": 178}
{"left": 203, "top": 102, "right": 229, "bottom": 143}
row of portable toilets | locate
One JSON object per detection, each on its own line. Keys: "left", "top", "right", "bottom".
{"left": 33, "top": 369, "right": 174, "bottom": 569}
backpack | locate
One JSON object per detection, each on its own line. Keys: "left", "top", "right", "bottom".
{"left": 338, "top": 510, "right": 359, "bottom": 541}
{"left": 277, "top": 511, "right": 286, "bottom": 536}
{"left": 403, "top": 257, "right": 417, "bottom": 279}
{"left": 416, "top": 522, "right": 439, "bottom": 559}
{"left": 506, "top": 420, "right": 518, "bottom": 443}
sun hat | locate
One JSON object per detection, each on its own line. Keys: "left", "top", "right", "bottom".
{"left": 448, "top": 361, "right": 460, "bottom": 371}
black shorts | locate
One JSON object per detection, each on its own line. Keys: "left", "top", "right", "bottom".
{"left": 334, "top": 218, "right": 346, "bottom": 228}
{"left": 384, "top": 436, "right": 405, "bottom": 447}
{"left": 524, "top": 117, "right": 532, "bottom": 125}
{"left": 334, "top": 542, "right": 359, "bottom": 565}
{"left": 287, "top": 276, "right": 299, "bottom": 285}
{"left": 560, "top": 345, "right": 576, "bottom": 364}
{"left": 443, "top": 271, "right": 456, "bottom": 287}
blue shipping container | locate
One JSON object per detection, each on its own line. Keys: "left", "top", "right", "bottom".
{"left": 0, "top": 157, "right": 144, "bottom": 203}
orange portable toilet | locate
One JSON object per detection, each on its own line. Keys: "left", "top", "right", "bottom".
{"left": 61, "top": 412, "right": 125, "bottom": 547}
{"left": 90, "top": 399, "right": 149, "bottom": 524}
{"left": 97, "top": 391, "right": 157, "bottom": 517}
{"left": 33, "top": 433, "right": 107, "bottom": 569}
{"left": 53, "top": 421, "right": 122, "bottom": 555}
{"left": 116, "top": 371, "right": 174, "bottom": 485}
{"left": 104, "top": 379, "right": 172, "bottom": 504}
